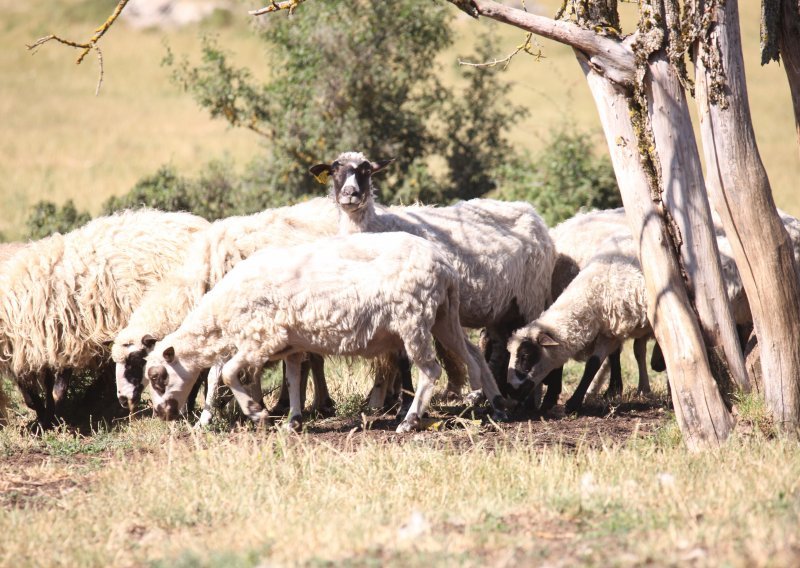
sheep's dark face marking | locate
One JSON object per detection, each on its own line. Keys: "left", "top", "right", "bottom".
{"left": 514, "top": 339, "right": 541, "bottom": 381}
{"left": 507, "top": 329, "right": 563, "bottom": 388}
{"left": 309, "top": 153, "right": 395, "bottom": 211}
{"left": 148, "top": 365, "right": 169, "bottom": 396}
{"left": 116, "top": 349, "right": 148, "bottom": 409}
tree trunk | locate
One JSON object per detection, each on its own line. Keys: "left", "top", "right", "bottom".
{"left": 645, "top": 52, "right": 749, "bottom": 393}
{"left": 694, "top": 0, "right": 800, "bottom": 429}
{"left": 780, "top": 0, "right": 800, "bottom": 153}
{"left": 577, "top": 50, "right": 734, "bottom": 450}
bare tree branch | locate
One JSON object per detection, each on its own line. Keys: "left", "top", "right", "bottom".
{"left": 26, "top": 0, "right": 130, "bottom": 95}
{"left": 454, "top": 0, "right": 637, "bottom": 87}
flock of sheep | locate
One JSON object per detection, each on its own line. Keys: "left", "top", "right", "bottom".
{"left": 1, "top": 150, "right": 796, "bottom": 433}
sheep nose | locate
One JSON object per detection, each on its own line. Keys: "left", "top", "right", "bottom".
{"left": 341, "top": 185, "right": 359, "bottom": 197}
{"left": 118, "top": 395, "right": 128, "bottom": 409}
{"left": 156, "top": 399, "right": 179, "bottom": 421}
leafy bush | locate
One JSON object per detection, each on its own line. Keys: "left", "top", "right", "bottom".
{"left": 165, "top": 2, "right": 527, "bottom": 206}
{"left": 492, "top": 127, "right": 621, "bottom": 226}
{"left": 25, "top": 199, "right": 91, "bottom": 240}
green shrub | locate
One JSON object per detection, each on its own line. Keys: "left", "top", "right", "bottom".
{"left": 25, "top": 199, "right": 91, "bottom": 239}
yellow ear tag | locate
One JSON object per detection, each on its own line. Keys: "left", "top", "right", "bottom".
{"left": 313, "top": 170, "right": 330, "bottom": 185}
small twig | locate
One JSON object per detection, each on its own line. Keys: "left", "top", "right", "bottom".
{"left": 250, "top": 0, "right": 306, "bottom": 16}
{"left": 25, "top": 0, "right": 129, "bottom": 95}
{"left": 457, "top": 1, "right": 545, "bottom": 69}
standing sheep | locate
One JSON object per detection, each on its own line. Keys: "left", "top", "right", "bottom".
{"left": 0, "top": 210, "right": 209, "bottom": 428}
{"left": 144, "top": 232, "right": 507, "bottom": 432}
{"left": 112, "top": 198, "right": 340, "bottom": 419}
{"left": 309, "top": 151, "right": 555, "bottom": 400}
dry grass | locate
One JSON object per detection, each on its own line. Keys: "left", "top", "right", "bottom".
{"left": 0, "top": 352, "right": 797, "bottom": 567}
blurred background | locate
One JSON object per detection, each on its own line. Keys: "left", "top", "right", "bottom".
{"left": 1, "top": 0, "right": 797, "bottom": 241}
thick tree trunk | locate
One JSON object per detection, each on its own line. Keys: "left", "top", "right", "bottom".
{"left": 577, "top": 51, "right": 734, "bottom": 450}
{"left": 780, "top": 0, "right": 800, "bottom": 152}
{"left": 645, "top": 53, "right": 749, "bottom": 393}
{"left": 695, "top": 0, "right": 800, "bottom": 429}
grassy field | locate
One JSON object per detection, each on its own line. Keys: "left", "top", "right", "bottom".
{"left": 1, "top": 355, "right": 798, "bottom": 567}
{"left": 2, "top": 2, "right": 800, "bottom": 566}
{"left": 1, "top": 0, "right": 798, "bottom": 238}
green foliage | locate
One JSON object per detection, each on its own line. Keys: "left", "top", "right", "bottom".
{"left": 493, "top": 127, "right": 621, "bottom": 226}
{"left": 101, "top": 161, "right": 248, "bottom": 221}
{"left": 25, "top": 199, "right": 92, "bottom": 240}
{"left": 165, "top": 1, "right": 526, "bottom": 206}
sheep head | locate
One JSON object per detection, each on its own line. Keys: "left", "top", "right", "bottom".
{"left": 309, "top": 151, "right": 394, "bottom": 212}
{"left": 145, "top": 340, "right": 201, "bottom": 421}
{"left": 507, "top": 325, "right": 566, "bottom": 389}
{"left": 112, "top": 333, "right": 159, "bottom": 412}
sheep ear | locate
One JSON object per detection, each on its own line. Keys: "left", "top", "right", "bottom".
{"left": 538, "top": 333, "right": 560, "bottom": 347}
{"left": 142, "top": 334, "right": 157, "bottom": 350}
{"left": 309, "top": 163, "right": 332, "bottom": 185}
{"left": 370, "top": 158, "right": 395, "bottom": 175}
{"left": 163, "top": 346, "right": 175, "bottom": 363}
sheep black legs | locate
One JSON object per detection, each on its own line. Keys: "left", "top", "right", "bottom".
{"left": 565, "top": 355, "right": 605, "bottom": 415}
{"left": 539, "top": 367, "right": 563, "bottom": 414}
{"left": 272, "top": 354, "right": 335, "bottom": 418}
{"left": 603, "top": 349, "right": 623, "bottom": 399}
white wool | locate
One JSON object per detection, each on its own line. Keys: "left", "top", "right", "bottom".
{"left": 112, "top": 198, "right": 339, "bottom": 364}
{"left": 145, "top": 232, "right": 499, "bottom": 427}
{"left": 0, "top": 210, "right": 209, "bottom": 378}
{"left": 336, "top": 183, "right": 555, "bottom": 332}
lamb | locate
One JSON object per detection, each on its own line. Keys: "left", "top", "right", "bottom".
{"left": 508, "top": 234, "right": 652, "bottom": 414}
{"left": 547, "top": 208, "right": 654, "bottom": 409}
{"left": 112, "top": 198, "right": 340, "bottom": 419}
{"left": 309, "top": 152, "right": 555, "bottom": 400}
{"left": 144, "top": 232, "right": 507, "bottom": 433}
{"left": 0, "top": 210, "right": 209, "bottom": 428}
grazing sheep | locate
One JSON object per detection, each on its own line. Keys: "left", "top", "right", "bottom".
{"left": 309, "top": 152, "right": 555, "bottom": 398}
{"left": 547, "top": 208, "right": 653, "bottom": 409}
{"left": 507, "top": 234, "right": 652, "bottom": 414}
{"left": 112, "top": 198, "right": 340, "bottom": 416}
{"left": 0, "top": 210, "right": 209, "bottom": 428}
{"left": 145, "top": 232, "right": 507, "bottom": 432}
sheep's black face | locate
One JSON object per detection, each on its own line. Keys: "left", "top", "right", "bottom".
{"left": 331, "top": 159, "right": 373, "bottom": 211}
{"left": 148, "top": 365, "right": 169, "bottom": 396}
{"left": 514, "top": 339, "right": 541, "bottom": 381}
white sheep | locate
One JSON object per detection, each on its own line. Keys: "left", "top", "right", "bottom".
{"left": 0, "top": 241, "right": 27, "bottom": 425}
{"left": 310, "top": 151, "right": 555, "bottom": 400}
{"left": 112, "top": 198, "right": 340, "bottom": 418}
{"left": 144, "top": 232, "right": 507, "bottom": 433}
{"left": 0, "top": 210, "right": 209, "bottom": 428}
{"left": 507, "top": 234, "right": 652, "bottom": 414}
{"left": 548, "top": 208, "right": 653, "bottom": 407}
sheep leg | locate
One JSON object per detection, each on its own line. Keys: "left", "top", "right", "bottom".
{"left": 634, "top": 337, "right": 652, "bottom": 394}
{"left": 565, "top": 339, "right": 620, "bottom": 414}
{"left": 396, "top": 326, "right": 441, "bottom": 433}
{"left": 397, "top": 354, "right": 414, "bottom": 416}
{"left": 539, "top": 367, "right": 563, "bottom": 414}
{"left": 271, "top": 359, "right": 307, "bottom": 416}
{"left": 186, "top": 368, "right": 208, "bottom": 416}
{"left": 367, "top": 355, "right": 393, "bottom": 411}
{"left": 52, "top": 368, "right": 72, "bottom": 418}
{"left": 435, "top": 340, "right": 467, "bottom": 398}
{"left": 285, "top": 353, "right": 305, "bottom": 432}
{"left": 650, "top": 342, "right": 666, "bottom": 372}
{"left": 603, "top": 349, "right": 623, "bottom": 399}
{"left": 309, "top": 354, "right": 335, "bottom": 417}
{"left": 587, "top": 358, "right": 611, "bottom": 396}
{"left": 196, "top": 362, "right": 223, "bottom": 428}
{"left": 220, "top": 355, "right": 270, "bottom": 426}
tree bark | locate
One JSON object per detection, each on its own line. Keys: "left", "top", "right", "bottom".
{"left": 780, "top": 0, "right": 800, "bottom": 153}
{"left": 645, "top": 52, "right": 750, "bottom": 393}
{"left": 577, "top": 50, "right": 734, "bottom": 450}
{"left": 694, "top": 0, "right": 800, "bottom": 429}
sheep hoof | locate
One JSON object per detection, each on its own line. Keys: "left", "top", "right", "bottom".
{"left": 465, "top": 390, "right": 485, "bottom": 407}
{"left": 491, "top": 409, "right": 510, "bottom": 423}
{"left": 564, "top": 399, "right": 583, "bottom": 415}
{"left": 285, "top": 415, "right": 303, "bottom": 433}
{"left": 396, "top": 413, "right": 421, "bottom": 433}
